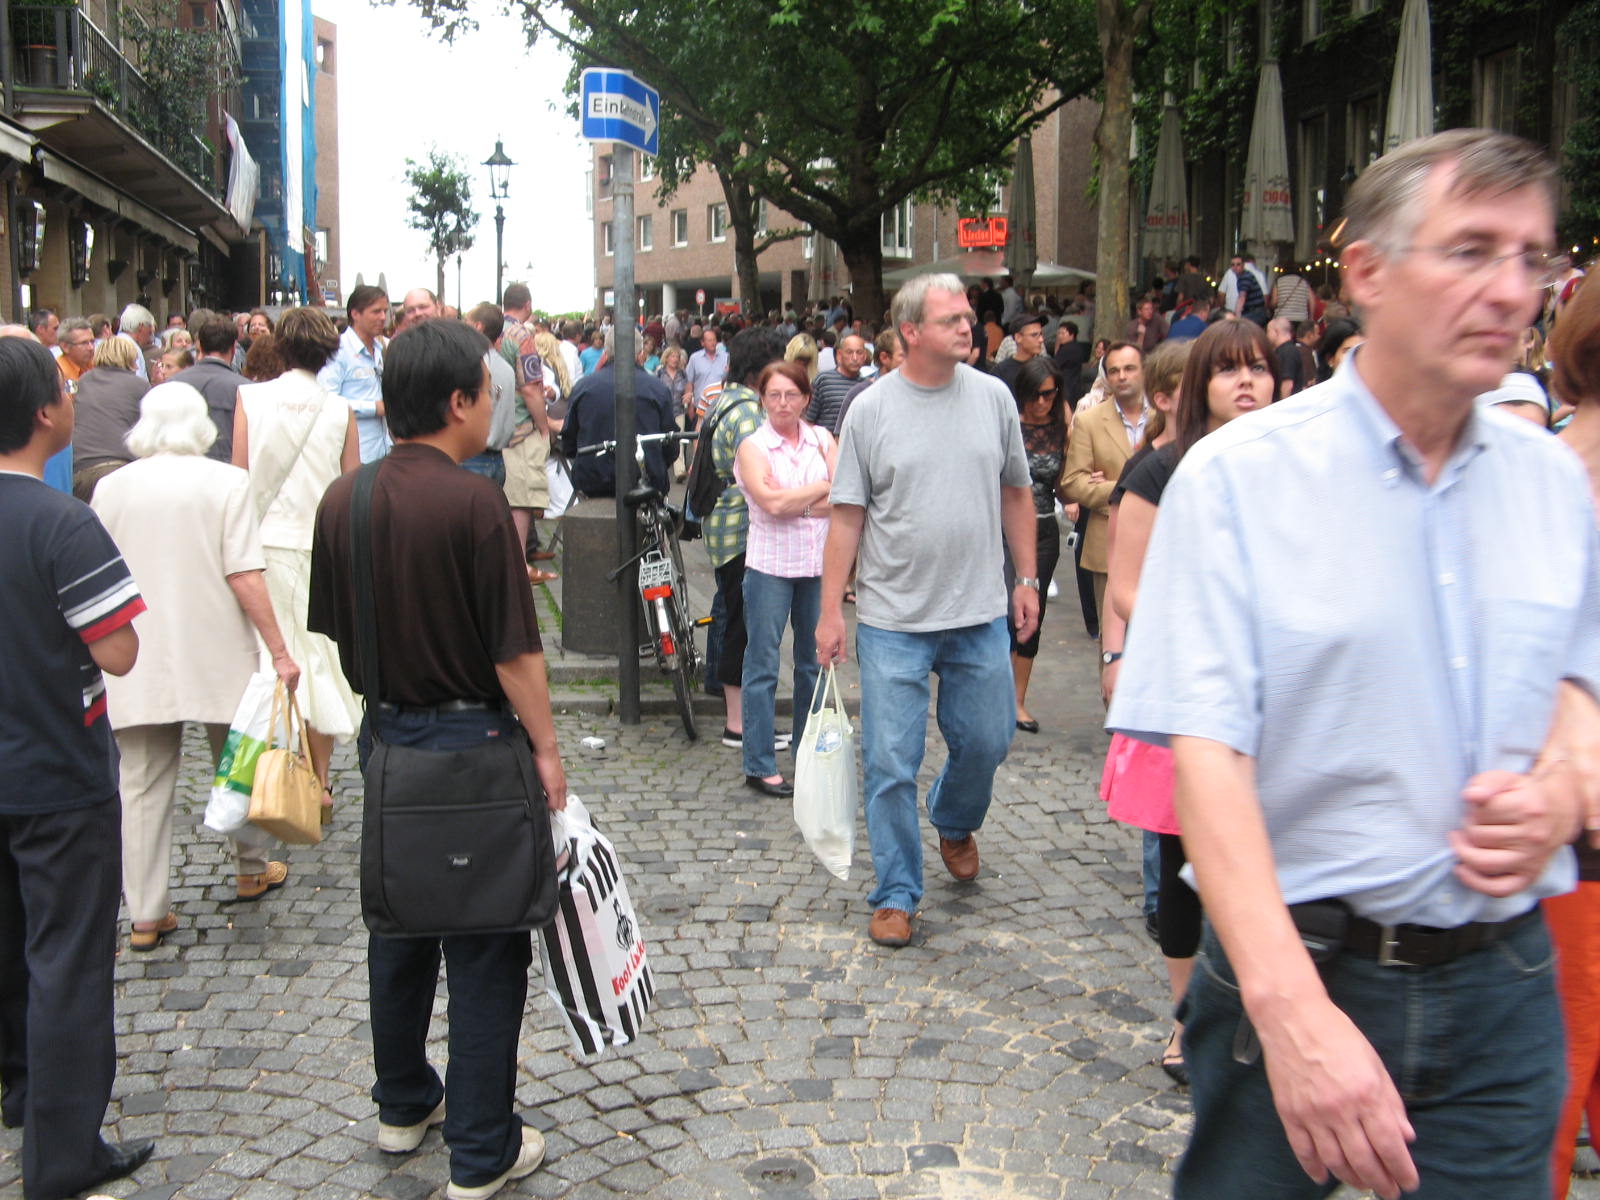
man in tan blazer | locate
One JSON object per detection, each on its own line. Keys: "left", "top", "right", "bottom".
{"left": 1062, "top": 342, "right": 1147, "bottom": 624}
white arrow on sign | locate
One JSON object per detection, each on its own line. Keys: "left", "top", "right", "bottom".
{"left": 587, "top": 92, "right": 658, "bottom": 140}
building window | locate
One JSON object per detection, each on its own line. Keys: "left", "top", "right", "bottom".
{"left": 1296, "top": 114, "right": 1327, "bottom": 260}
{"left": 881, "top": 198, "right": 913, "bottom": 258}
{"left": 191, "top": 2, "right": 207, "bottom": 25}
{"left": 671, "top": 208, "right": 688, "bottom": 246}
{"left": 803, "top": 226, "right": 814, "bottom": 260}
{"left": 990, "top": 180, "right": 1006, "bottom": 213}
{"left": 1302, "top": 0, "right": 1322, "bottom": 43}
{"left": 597, "top": 154, "right": 613, "bottom": 201}
{"left": 317, "top": 38, "right": 334, "bottom": 71}
{"left": 708, "top": 202, "right": 728, "bottom": 242}
{"left": 638, "top": 215, "right": 652, "bottom": 252}
{"left": 755, "top": 199, "right": 769, "bottom": 237}
{"left": 640, "top": 155, "right": 656, "bottom": 182}
{"left": 603, "top": 221, "right": 614, "bottom": 257}
{"left": 1349, "top": 94, "right": 1383, "bottom": 174}
{"left": 1478, "top": 48, "right": 1519, "bottom": 134}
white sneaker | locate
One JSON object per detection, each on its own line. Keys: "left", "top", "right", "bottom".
{"left": 378, "top": 1099, "right": 445, "bottom": 1153}
{"left": 721, "top": 727, "right": 791, "bottom": 751}
{"left": 446, "top": 1126, "right": 546, "bottom": 1200}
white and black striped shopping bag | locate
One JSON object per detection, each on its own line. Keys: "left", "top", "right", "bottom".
{"left": 539, "top": 807, "right": 655, "bottom": 1056}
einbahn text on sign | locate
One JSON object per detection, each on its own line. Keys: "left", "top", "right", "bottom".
{"left": 580, "top": 69, "right": 661, "bottom": 157}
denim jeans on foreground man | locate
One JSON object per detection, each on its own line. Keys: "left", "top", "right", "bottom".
{"left": 741, "top": 569, "right": 821, "bottom": 780}
{"left": 857, "top": 617, "right": 1015, "bottom": 914}
{"left": 358, "top": 706, "right": 534, "bottom": 1190}
{"left": 1175, "top": 916, "right": 1565, "bottom": 1200}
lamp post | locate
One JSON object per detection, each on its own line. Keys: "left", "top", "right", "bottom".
{"left": 483, "top": 139, "right": 514, "bottom": 306}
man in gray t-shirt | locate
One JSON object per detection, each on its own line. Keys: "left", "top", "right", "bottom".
{"left": 817, "top": 274, "right": 1037, "bottom": 949}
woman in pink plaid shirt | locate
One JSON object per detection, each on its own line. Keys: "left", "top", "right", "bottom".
{"left": 733, "top": 360, "right": 838, "bottom": 797}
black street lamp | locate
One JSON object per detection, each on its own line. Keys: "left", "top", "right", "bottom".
{"left": 483, "top": 139, "right": 514, "bottom": 306}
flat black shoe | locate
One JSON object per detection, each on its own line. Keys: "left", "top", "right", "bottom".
{"left": 745, "top": 775, "right": 794, "bottom": 797}
{"left": 88, "top": 1139, "right": 155, "bottom": 1189}
{"left": 1016, "top": 718, "right": 1040, "bottom": 733}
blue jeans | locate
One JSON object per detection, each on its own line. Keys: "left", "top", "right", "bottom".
{"left": 460, "top": 451, "right": 506, "bottom": 485}
{"left": 1142, "top": 829, "right": 1161, "bottom": 918}
{"left": 359, "top": 707, "right": 533, "bottom": 1188}
{"left": 740, "top": 570, "right": 821, "bottom": 779}
{"left": 856, "top": 617, "right": 1015, "bottom": 913}
{"left": 1176, "top": 915, "right": 1565, "bottom": 1198}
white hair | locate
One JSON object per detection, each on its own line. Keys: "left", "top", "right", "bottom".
{"left": 891, "top": 273, "right": 967, "bottom": 330}
{"left": 119, "top": 303, "right": 155, "bottom": 332}
{"left": 124, "top": 381, "right": 217, "bottom": 458}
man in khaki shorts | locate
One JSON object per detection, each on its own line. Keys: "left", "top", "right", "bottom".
{"left": 498, "top": 289, "right": 552, "bottom": 575}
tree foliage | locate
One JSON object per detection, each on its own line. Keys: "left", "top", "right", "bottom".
{"left": 1559, "top": 0, "right": 1600, "bottom": 247}
{"left": 405, "top": 0, "right": 1100, "bottom": 320}
{"left": 121, "top": 0, "right": 240, "bottom": 182}
{"left": 403, "top": 149, "right": 478, "bottom": 302}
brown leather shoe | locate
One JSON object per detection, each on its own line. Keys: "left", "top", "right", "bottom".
{"left": 939, "top": 834, "right": 979, "bottom": 882}
{"left": 236, "top": 861, "right": 289, "bottom": 901}
{"left": 129, "top": 910, "right": 178, "bottom": 952}
{"left": 869, "top": 907, "right": 912, "bottom": 947}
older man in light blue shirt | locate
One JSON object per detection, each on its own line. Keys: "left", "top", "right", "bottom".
{"left": 318, "top": 284, "right": 389, "bottom": 462}
{"left": 1109, "top": 130, "right": 1600, "bottom": 1200}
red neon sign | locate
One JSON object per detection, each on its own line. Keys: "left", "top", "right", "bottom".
{"left": 957, "top": 217, "right": 1009, "bottom": 249}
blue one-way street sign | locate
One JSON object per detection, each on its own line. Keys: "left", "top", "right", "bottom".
{"left": 580, "top": 69, "right": 660, "bottom": 157}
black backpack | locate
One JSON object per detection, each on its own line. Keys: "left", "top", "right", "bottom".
{"left": 685, "top": 394, "right": 741, "bottom": 520}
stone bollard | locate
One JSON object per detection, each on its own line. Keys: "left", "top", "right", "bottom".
{"left": 561, "top": 500, "right": 626, "bottom": 656}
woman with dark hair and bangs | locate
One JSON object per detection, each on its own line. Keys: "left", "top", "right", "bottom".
{"left": 1102, "top": 318, "right": 1277, "bottom": 1083}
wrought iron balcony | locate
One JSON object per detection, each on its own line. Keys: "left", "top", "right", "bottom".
{"left": 12, "top": 4, "right": 219, "bottom": 193}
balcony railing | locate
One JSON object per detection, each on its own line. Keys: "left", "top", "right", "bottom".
{"left": 12, "top": 5, "right": 218, "bottom": 193}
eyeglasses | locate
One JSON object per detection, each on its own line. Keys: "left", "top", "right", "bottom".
{"left": 1392, "top": 244, "right": 1558, "bottom": 287}
{"left": 1034, "top": 386, "right": 1059, "bottom": 398}
{"left": 764, "top": 390, "right": 805, "bottom": 402}
{"left": 922, "top": 313, "right": 975, "bottom": 329}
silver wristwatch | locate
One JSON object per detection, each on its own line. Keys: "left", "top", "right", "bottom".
{"left": 1015, "top": 576, "right": 1040, "bottom": 590}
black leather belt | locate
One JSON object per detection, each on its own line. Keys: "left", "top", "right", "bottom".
{"left": 1342, "top": 907, "right": 1539, "bottom": 968}
{"left": 373, "top": 699, "right": 504, "bottom": 716}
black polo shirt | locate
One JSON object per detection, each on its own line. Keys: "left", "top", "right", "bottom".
{"left": 308, "top": 444, "right": 540, "bottom": 706}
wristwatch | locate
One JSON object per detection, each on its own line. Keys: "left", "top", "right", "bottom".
{"left": 1101, "top": 651, "right": 1122, "bottom": 666}
{"left": 1015, "top": 576, "right": 1040, "bottom": 590}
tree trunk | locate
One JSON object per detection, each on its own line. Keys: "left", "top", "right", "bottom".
{"left": 835, "top": 226, "right": 886, "bottom": 328}
{"left": 1093, "top": 0, "right": 1145, "bottom": 347}
{"left": 434, "top": 252, "right": 446, "bottom": 308}
{"left": 717, "top": 169, "right": 765, "bottom": 316}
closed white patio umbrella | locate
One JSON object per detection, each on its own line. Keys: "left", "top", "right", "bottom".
{"left": 1240, "top": 61, "right": 1294, "bottom": 261}
{"left": 1144, "top": 102, "right": 1189, "bottom": 263}
{"left": 1385, "top": 0, "right": 1434, "bottom": 153}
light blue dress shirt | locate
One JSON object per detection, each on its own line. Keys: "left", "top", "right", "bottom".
{"left": 318, "top": 327, "right": 387, "bottom": 463}
{"left": 1108, "top": 353, "right": 1600, "bottom": 927}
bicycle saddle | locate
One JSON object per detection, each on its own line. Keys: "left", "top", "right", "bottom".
{"left": 625, "top": 483, "right": 660, "bottom": 508}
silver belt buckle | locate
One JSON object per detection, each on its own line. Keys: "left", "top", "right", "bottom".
{"left": 1376, "top": 924, "right": 1410, "bottom": 967}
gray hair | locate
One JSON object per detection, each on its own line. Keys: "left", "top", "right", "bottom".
{"left": 891, "top": 273, "right": 967, "bottom": 330}
{"left": 59, "top": 317, "right": 91, "bottom": 339}
{"left": 1343, "top": 128, "right": 1556, "bottom": 252}
{"left": 125, "top": 381, "right": 217, "bottom": 458}
{"left": 119, "top": 303, "right": 155, "bottom": 333}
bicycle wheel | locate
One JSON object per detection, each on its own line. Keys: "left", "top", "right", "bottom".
{"left": 658, "top": 509, "right": 701, "bottom": 678}
{"left": 667, "top": 604, "right": 698, "bottom": 741}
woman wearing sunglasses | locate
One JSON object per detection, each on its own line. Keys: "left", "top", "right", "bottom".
{"left": 1007, "top": 356, "right": 1071, "bottom": 733}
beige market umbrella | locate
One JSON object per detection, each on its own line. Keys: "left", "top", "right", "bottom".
{"left": 807, "top": 231, "right": 841, "bottom": 304}
{"left": 1240, "top": 61, "right": 1294, "bottom": 260}
{"left": 1007, "top": 133, "right": 1038, "bottom": 289}
{"left": 1144, "top": 102, "right": 1189, "bottom": 263}
{"left": 1385, "top": 0, "right": 1434, "bottom": 153}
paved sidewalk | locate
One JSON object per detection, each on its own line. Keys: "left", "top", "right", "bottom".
{"left": 4, "top": 622, "right": 1596, "bottom": 1199}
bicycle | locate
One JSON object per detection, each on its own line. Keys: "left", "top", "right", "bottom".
{"left": 574, "top": 431, "right": 707, "bottom": 738}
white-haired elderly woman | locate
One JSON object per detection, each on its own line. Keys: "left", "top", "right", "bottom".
{"left": 91, "top": 382, "right": 302, "bottom": 950}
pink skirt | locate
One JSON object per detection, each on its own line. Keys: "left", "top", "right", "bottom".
{"left": 1101, "top": 732, "right": 1179, "bottom": 835}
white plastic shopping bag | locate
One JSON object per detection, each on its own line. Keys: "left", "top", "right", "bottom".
{"left": 540, "top": 795, "right": 655, "bottom": 1057}
{"left": 545, "top": 456, "right": 575, "bottom": 518}
{"left": 793, "top": 665, "right": 857, "bottom": 881}
{"left": 203, "top": 671, "right": 279, "bottom": 835}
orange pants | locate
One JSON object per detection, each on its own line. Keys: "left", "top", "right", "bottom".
{"left": 1547, "top": 882, "right": 1600, "bottom": 1199}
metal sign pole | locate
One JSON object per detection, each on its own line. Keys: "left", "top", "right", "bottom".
{"left": 613, "top": 147, "right": 641, "bottom": 725}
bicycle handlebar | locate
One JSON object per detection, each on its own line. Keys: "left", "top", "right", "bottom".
{"left": 575, "top": 430, "right": 699, "bottom": 457}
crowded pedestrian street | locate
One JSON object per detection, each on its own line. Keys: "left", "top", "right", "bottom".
{"left": 1, "top": 591, "right": 1197, "bottom": 1200}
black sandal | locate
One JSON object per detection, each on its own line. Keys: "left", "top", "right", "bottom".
{"left": 1161, "top": 1029, "right": 1188, "bottom": 1086}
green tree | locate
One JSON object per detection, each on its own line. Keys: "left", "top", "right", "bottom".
{"left": 411, "top": 0, "right": 1099, "bottom": 320}
{"left": 123, "top": 0, "right": 240, "bottom": 184}
{"left": 403, "top": 149, "right": 478, "bottom": 303}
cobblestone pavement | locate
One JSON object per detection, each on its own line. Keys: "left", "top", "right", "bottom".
{"left": 4, "top": 619, "right": 1597, "bottom": 1200}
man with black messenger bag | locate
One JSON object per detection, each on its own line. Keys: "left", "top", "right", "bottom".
{"left": 309, "top": 318, "right": 567, "bottom": 1200}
